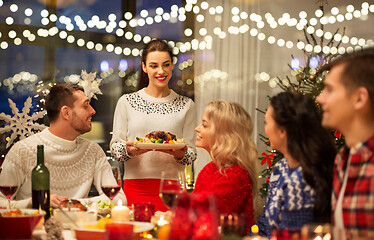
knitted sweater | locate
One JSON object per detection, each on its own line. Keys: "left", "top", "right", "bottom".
{"left": 256, "top": 158, "right": 316, "bottom": 238}
{"left": 0, "top": 128, "right": 126, "bottom": 209}
{"left": 110, "top": 88, "right": 197, "bottom": 179}
{"left": 193, "top": 162, "right": 255, "bottom": 234}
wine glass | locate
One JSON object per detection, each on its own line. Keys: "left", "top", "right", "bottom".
{"left": 101, "top": 166, "right": 121, "bottom": 200}
{"left": 159, "top": 170, "right": 186, "bottom": 209}
{"left": 0, "top": 170, "right": 18, "bottom": 210}
{"left": 190, "top": 193, "right": 220, "bottom": 240}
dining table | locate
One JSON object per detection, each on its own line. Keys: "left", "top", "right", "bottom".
{"left": 31, "top": 226, "right": 157, "bottom": 240}
{"left": 32, "top": 228, "right": 76, "bottom": 240}
{"left": 29, "top": 208, "right": 170, "bottom": 240}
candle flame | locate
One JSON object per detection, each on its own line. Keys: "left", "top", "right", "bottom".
{"left": 117, "top": 199, "right": 122, "bottom": 207}
{"left": 314, "top": 236, "right": 322, "bottom": 240}
{"left": 322, "top": 233, "right": 331, "bottom": 240}
{"left": 314, "top": 225, "right": 323, "bottom": 233}
{"left": 157, "top": 215, "right": 168, "bottom": 226}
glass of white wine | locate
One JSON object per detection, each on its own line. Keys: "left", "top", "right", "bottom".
{"left": 159, "top": 170, "right": 186, "bottom": 209}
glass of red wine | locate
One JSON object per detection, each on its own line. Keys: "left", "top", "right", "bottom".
{"left": 101, "top": 166, "right": 121, "bottom": 200}
{"left": 0, "top": 172, "right": 18, "bottom": 210}
{"left": 159, "top": 170, "right": 186, "bottom": 209}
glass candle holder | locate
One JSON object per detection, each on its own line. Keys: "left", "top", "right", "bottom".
{"left": 220, "top": 213, "right": 247, "bottom": 239}
{"left": 132, "top": 202, "right": 155, "bottom": 222}
{"left": 301, "top": 223, "right": 332, "bottom": 240}
{"left": 105, "top": 222, "right": 133, "bottom": 240}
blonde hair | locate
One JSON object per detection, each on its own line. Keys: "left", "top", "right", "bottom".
{"left": 204, "top": 101, "right": 261, "bottom": 219}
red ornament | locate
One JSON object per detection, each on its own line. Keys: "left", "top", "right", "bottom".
{"left": 261, "top": 152, "right": 275, "bottom": 167}
{"left": 334, "top": 130, "right": 342, "bottom": 139}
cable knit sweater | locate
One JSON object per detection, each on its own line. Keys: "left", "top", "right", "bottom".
{"left": 110, "top": 88, "right": 197, "bottom": 179}
{"left": 256, "top": 158, "right": 316, "bottom": 238}
{"left": 193, "top": 162, "right": 255, "bottom": 234}
{"left": 0, "top": 128, "right": 126, "bottom": 209}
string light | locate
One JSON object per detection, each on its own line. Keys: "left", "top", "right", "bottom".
{"left": 0, "top": 2, "right": 372, "bottom": 57}
{"left": 10, "top": 4, "right": 18, "bottom": 12}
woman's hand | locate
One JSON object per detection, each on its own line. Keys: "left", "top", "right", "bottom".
{"left": 158, "top": 145, "right": 187, "bottom": 160}
{"left": 125, "top": 141, "right": 151, "bottom": 156}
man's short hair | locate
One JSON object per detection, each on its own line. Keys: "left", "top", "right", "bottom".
{"left": 45, "top": 83, "right": 84, "bottom": 122}
{"left": 323, "top": 47, "right": 374, "bottom": 111}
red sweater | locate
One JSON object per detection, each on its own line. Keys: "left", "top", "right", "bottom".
{"left": 193, "top": 162, "right": 255, "bottom": 234}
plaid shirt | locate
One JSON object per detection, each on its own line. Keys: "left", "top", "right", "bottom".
{"left": 332, "top": 134, "right": 374, "bottom": 239}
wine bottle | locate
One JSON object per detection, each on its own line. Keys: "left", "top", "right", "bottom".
{"left": 32, "top": 145, "right": 50, "bottom": 220}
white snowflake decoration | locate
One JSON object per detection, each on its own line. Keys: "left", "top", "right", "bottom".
{"left": 0, "top": 97, "right": 47, "bottom": 148}
{"left": 77, "top": 70, "right": 103, "bottom": 100}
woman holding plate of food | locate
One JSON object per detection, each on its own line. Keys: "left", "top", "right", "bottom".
{"left": 110, "top": 39, "right": 197, "bottom": 211}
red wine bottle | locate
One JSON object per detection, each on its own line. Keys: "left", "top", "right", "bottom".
{"left": 32, "top": 145, "right": 50, "bottom": 220}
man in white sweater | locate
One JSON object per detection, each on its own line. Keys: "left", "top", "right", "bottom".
{"left": 0, "top": 83, "right": 126, "bottom": 209}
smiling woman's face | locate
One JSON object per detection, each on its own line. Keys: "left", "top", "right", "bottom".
{"left": 264, "top": 105, "right": 286, "bottom": 152}
{"left": 142, "top": 51, "right": 173, "bottom": 89}
{"left": 195, "top": 112, "right": 211, "bottom": 153}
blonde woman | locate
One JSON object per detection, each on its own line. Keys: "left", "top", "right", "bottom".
{"left": 193, "top": 101, "right": 261, "bottom": 234}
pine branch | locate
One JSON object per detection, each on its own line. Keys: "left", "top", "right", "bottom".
{"left": 327, "top": 28, "right": 340, "bottom": 47}
{"left": 308, "top": 27, "right": 318, "bottom": 46}
{"left": 256, "top": 108, "right": 266, "bottom": 114}
{"left": 303, "top": 28, "right": 312, "bottom": 45}
{"left": 335, "top": 27, "right": 346, "bottom": 50}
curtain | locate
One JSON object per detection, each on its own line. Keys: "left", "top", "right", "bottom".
{"left": 193, "top": 0, "right": 273, "bottom": 177}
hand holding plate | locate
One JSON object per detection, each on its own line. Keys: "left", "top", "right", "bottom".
{"left": 126, "top": 141, "right": 152, "bottom": 156}
{"left": 157, "top": 145, "right": 187, "bottom": 159}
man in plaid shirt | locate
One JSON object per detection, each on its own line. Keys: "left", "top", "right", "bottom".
{"left": 317, "top": 48, "right": 374, "bottom": 240}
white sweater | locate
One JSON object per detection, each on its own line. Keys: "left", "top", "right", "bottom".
{"left": 110, "top": 88, "right": 197, "bottom": 179}
{"left": 0, "top": 128, "right": 126, "bottom": 209}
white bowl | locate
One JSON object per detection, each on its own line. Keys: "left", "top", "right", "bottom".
{"left": 53, "top": 208, "right": 96, "bottom": 228}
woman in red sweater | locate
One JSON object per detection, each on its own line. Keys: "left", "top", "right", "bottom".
{"left": 193, "top": 101, "right": 261, "bottom": 234}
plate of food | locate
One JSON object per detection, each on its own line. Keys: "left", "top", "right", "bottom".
{"left": 0, "top": 209, "right": 45, "bottom": 239}
{"left": 74, "top": 218, "right": 155, "bottom": 240}
{"left": 135, "top": 131, "right": 186, "bottom": 150}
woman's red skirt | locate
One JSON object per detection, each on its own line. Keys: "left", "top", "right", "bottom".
{"left": 124, "top": 179, "right": 168, "bottom": 212}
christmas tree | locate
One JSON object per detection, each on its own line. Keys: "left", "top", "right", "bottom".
{"left": 258, "top": 2, "right": 346, "bottom": 198}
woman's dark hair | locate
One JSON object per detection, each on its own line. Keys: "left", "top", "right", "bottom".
{"left": 270, "top": 92, "right": 336, "bottom": 223}
{"left": 137, "top": 39, "right": 174, "bottom": 90}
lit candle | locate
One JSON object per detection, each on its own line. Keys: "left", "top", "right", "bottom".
{"left": 111, "top": 199, "right": 130, "bottom": 222}
{"left": 157, "top": 215, "right": 169, "bottom": 227}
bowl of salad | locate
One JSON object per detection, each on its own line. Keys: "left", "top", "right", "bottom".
{"left": 0, "top": 209, "right": 45, "bottom": 239}
{"left": 96, "top": 200, "right": 113, "bottom": 217}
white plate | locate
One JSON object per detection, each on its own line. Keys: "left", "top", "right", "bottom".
{"left": 130, "top": 221, "right": 155, "bottom": 233}
{"left": 75, "top": 221, "right": 154, "bottom": 233}
{"left": 135, "top": 143, "right": 186, "bottom": 150}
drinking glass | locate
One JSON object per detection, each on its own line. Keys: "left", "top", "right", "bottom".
{"left": 169, "top": 192, "right": 194, "bottom": 240}
{"left": 191, "top": 193, "right": 220, "bottom": 240}
{"left": 132, "top": 202, "right": 155, "bottom": 222}
{"left": 105, "top": 222, "right": 133, "bottom": 240}
{"left": 220, "top": 213, "right": 247, "bottom": 239}
{"left": 101, "top": 166, "right": 121, "bottom": 200}
{"left": 0, "top": 171, "right": 18, "bottom": 210}
{"left": 301, "top": 223, "right": 332, "bottom": 240}
{"left": 159, "top": 170, "right": 186, "bottom": 209}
